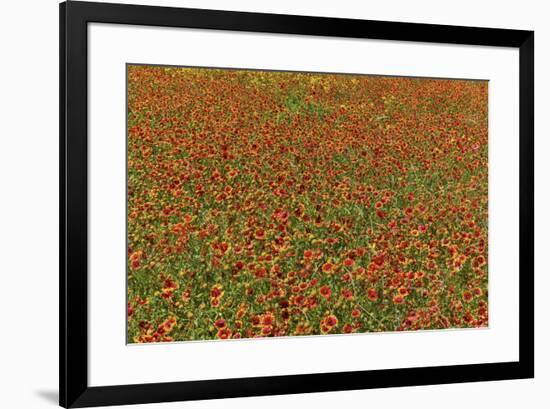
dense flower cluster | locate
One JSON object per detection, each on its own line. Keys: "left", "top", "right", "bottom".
{"left": 127, "top": 65, "right": 488, "bottom": 342}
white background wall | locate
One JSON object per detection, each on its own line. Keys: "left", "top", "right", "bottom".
{"left": 0, "top": 0, "right": 546, "bottom": 408}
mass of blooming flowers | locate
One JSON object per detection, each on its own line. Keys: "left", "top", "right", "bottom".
{"left": 126, "top": 65, "right": 488, "bottom": 343}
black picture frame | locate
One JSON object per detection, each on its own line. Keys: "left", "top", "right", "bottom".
{"left": 60, "top": 1, "right": 534, "bottom": 407}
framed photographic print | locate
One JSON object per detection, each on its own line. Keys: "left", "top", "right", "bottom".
{"left": 60, "top": 1, "right": 534, "bottom": 407}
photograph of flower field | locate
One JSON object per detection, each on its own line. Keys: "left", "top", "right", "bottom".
{"left": 127, "top": 65, "right": 488, "bottom": 343}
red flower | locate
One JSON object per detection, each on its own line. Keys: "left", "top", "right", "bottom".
{"left": 367, "top": 288, "right": 378, "bottom": 302}
{"left": 373, "top": 253, "right": 385, "bottom": 266}
{"left": 210, "top": 285, "right": 223, "bottom": 298}
{"left": 261, "top": 314, "right": 274, "bottom": 326}
{"left": 255, "top": 229, "right": 266, "bottom": 240}
{"left": 462, "top": 291, "right": 473, "bottom": 302}
{"left": 320, "top": 285, "right": 332, "bottom": 300}
{"left": 325, "top": 315, "right": 338, "bottom": 327}
{"left": 393, "top": 295, "right": 404, "bottom": 305}
{"left": 217, "top": 328, "right": 232, "bottom": 339}
{"left": 343, "top": 258, "right": 355, "bottom": 267}
{"left": 341, "top": 289, "right": 354, "bottom": 300}
{"left": 322, "top": 262, "right": 334, "bottom": 273}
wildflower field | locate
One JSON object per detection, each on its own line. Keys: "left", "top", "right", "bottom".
{"left": 127, "top": 65, "right": 488, "bottom": 343}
